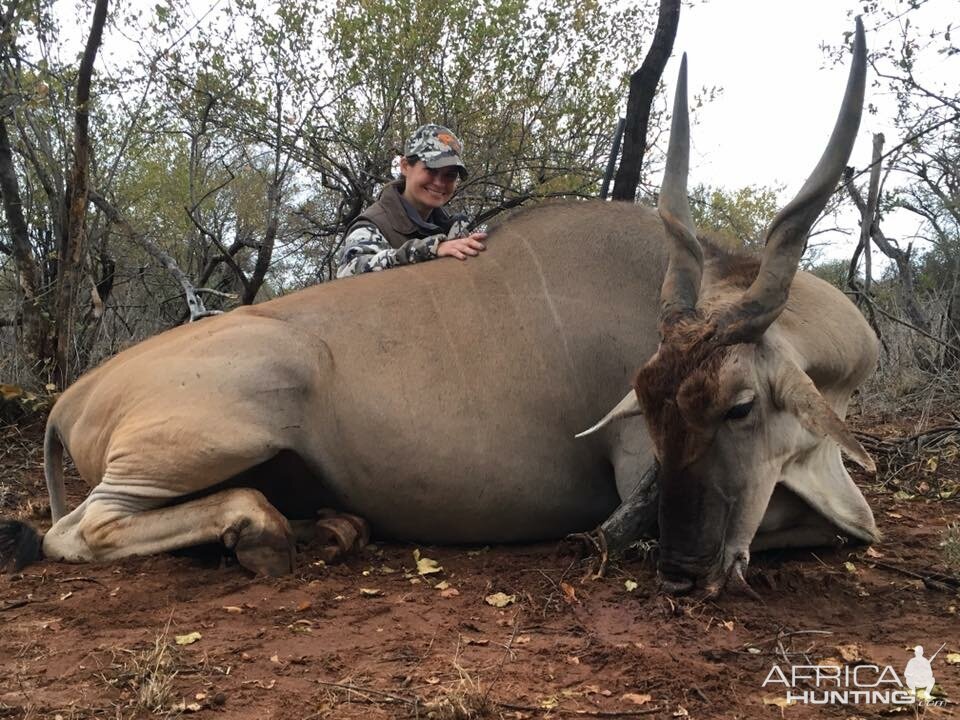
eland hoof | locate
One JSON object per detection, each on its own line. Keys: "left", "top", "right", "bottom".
{"left": 314, "top": 511, "right": 370, "bottom": 563}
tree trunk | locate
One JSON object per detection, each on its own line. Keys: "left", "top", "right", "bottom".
{"left": 842, "top": 166, "right": 928, "bottom": 331}
{"left": 243, "top": 182, "right": 279, "bottom": 305}
{"left": 0, "top": 117, "right": 52, "bottom": 374}
{"left": 53, "top": 0, "right": 108, "bottom": 388}
{"left": 610, "top": 0, "right": 681, "bottom": 203}
{"left": 943, "top": 258, "right": 960, "bottom": 371}
{"left": 860, "top": 134, "right": 884, "bottom": 296}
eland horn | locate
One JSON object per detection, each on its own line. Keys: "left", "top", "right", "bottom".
{"left": 716, "top": 18, "right": 867, "bottom": 345}
{"left": 657, "top": 53, "right": 703, "bottom": 331}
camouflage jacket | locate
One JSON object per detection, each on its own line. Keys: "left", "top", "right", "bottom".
{"left": 336, "top": 180, "right": 468, "bottom": 278}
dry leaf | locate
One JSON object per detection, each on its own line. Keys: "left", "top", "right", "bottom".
{"left": 746, "top": 647, "right": 762, "bottom": 654}
{"left": 514, "top": 635, "right": 531, "bottom": 645}
{"left": 721, "top": 620, "right": 734, "bottom": 631}
{"left": 171, "top": 700, "right": 203, "bottom": 713}
{"left": 672, "top": 706, "right": 689, "bottom": 717}
{"left": 560, "top": 581, "right": 578, "bottom": 604}
{"left": 843, "top": 561, "right": 857, "bottom": 573}
{"left": 622, "top": 692, "right": 652, "bottom": 705}
{"left": 426, "top": 676, "right": 440, "bottom": 685}
{"left": 624, "top": 579, "right": 639, "bottom": 592}
{"left": 223, "top": 606, "right": 243, "bottom": 614}
{"left": 440, "top": 588, "right": 460, "bottom": 598}
{"left": 240, "top": 679, "right": 275, "bottom": 689}
{"left": 359, "top": 588, "right": 383, "bottom": 597}
{"left": 836, "top": 643, "right": 861, "bottom": 662}
{"left": 296, "top": 600, "right": 312, "bottom": 611}
{"left": 434, "top": 581, "right": 451, "bottom": 590}
{"left": 762, "top": 695, "right": 794, "bottom": 709}
{"left": 539, "top": 697, "right": 559, "bottom": 709}
{"left": 945, "top": 653, "right": 960, "bottom": 665}
{"left": 270, "top": 654, "right": 280, "bottom": 663}
{"left": 413, "top": 549, "right": 443, "bottom": 575}
{"left": 566, "top": 655, "right": 580, "bottom": 665}
{"left": 174, "top": 631, "right": 202, "bottom": 645}
{"left": 865, "top": 547, "right": 883, "bottom": 558}
{"left": 464, "top": 637, "right": 489, "bottom": 646}
{"left": 485, "top": 592, "right": 516, "bottom": 607}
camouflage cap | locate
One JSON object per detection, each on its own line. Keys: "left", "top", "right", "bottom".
{"left": 404, "top": 124, "right": 467, "bottom": 179}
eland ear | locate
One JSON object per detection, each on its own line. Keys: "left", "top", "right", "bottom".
{"left": 776, "top": 361, "right": 875, "bottom": 473}
{"left": 576, "top": 390, "right": 643, "bottom": 439}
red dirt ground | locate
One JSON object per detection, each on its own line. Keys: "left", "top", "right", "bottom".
{"left": 0, "top": 415, "right": 957, "bottom": 720}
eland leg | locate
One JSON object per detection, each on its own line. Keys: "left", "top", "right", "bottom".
{"left": 42, "top": 486, "right": 295, "bottom": 576}
{"left": 752, "top": 484, "right": 851, "bottom": 552}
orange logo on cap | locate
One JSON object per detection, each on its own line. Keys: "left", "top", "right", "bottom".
{"left": 437, "top": 132, "right": 461, "bottom": 152}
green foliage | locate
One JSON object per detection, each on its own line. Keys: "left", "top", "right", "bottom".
{"left": 318, "top": 0, "right": 658, "bottom": 217}
{"left": 689, "top": 183, "right": 781, "bottom": 251}
{"left": 808, "top": 258, "right": 850, "bottom": 289}
{"left": 0, "top": 0, "right": 675, "bottom": 380}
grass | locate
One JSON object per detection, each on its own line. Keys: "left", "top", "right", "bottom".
{"left": 102, "top": 624, "right": 180, "bottom": 716}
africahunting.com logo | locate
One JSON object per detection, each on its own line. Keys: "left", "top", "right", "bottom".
{"left": 763, "top": 643, "right": 947, "bottom": 706}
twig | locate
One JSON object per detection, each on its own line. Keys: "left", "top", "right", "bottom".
{"left": 0, "top": 599, "right": 31, "bottom": 612}
{"left": 56, "top": 576, "right": 105, "bottom": 585}
{"left": 776, "top": 640, "right": 790, "bottom": 666}
{"left": 849, "top": 289, "right": 960, "bottom": 355}
{"left": 496, "top": 702, "right": 663, "bottom": 717}
{"left": 313, "top": 680, "right": 414, "bottom": 706}
{"left": 778, "top": 630, "right": 834, "bottom": 638}
{"left": 483, "top": 609, "right": 522, "bottom": 705}
{"left": 868, "top": 559, "right": 960, "bottom": 589}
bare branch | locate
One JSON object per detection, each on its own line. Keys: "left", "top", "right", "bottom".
{"left": 89, "top": 189, "right": 219, "bottom": 322}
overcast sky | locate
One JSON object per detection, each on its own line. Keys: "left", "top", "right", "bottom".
{"left": 660, "top": 0, "right": 956, "bottom": 262}
{"left": 81, "top": 0, "right": 957, "bottom": 264}
{"left": 670, "top": 0, "right": 856, "bottom": 191}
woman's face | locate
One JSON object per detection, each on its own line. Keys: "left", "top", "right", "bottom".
{"left": 400, "top": 157, "right": 459, "bottom": 216}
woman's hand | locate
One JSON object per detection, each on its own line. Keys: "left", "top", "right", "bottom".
{"left": 437, "top": 232, "right": 487, "bottom": 260}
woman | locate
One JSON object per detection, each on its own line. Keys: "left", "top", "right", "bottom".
{"left": 336, "top": 124, "right": 487, "bottom": 278}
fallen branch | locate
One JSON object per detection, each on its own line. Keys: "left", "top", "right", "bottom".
{"left": 313, "top": 680, "right": 412, "bottom": 706}
{"left": 868, "top": 558, "right": 960, "bottom": 590}
{"left": 497, "top": 702, "right": 663, "bottom": 717}
{"left": 0, "top": 598, "right": 31, "bottom": 612}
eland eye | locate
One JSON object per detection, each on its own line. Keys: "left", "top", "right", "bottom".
{"left": 725, "top": 400, "right": 754, "bottom": 421}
